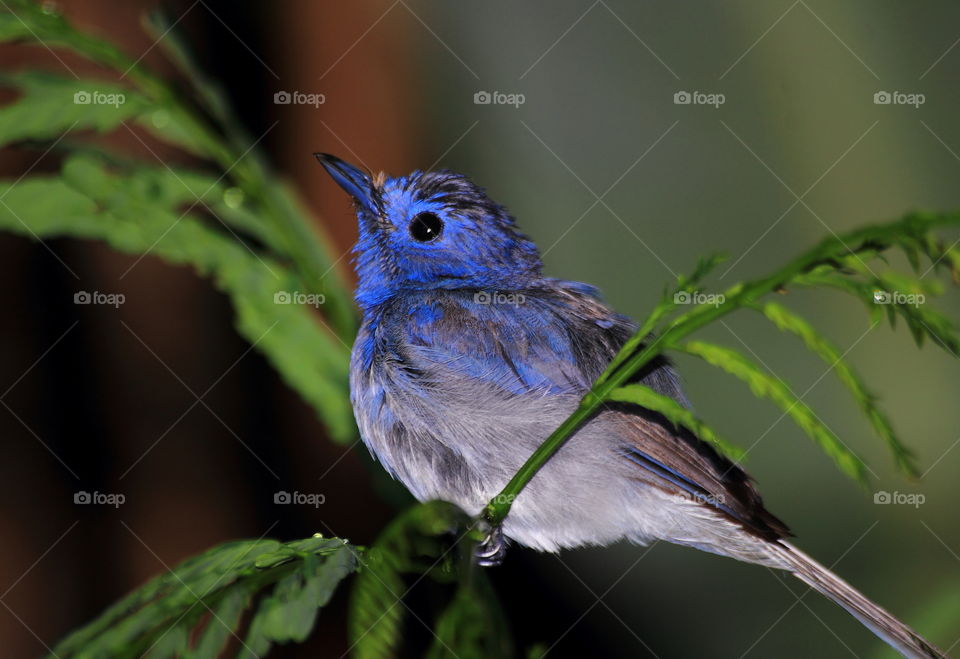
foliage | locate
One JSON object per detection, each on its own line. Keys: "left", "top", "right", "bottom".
{"left": 484, "top": 212, "right": 960, "bottom": 525}
{"left": 0, "top": 1, "right": 957, "bottom": 657}
{"left": 348, "top": 501, "right": 512, "bottom": 659}
{"left": 49, "top": 536, "right": 357, "bottom": 658}
{"left": 0, "top": 0, "right": 357, "bottom": 441}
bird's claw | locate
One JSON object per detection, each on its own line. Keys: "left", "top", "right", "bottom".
{"left": 474, "top": 524, "right": 508, "bottom": 567}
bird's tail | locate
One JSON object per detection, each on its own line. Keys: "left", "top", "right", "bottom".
{"left": 772, "top": 542, "right": 945, "bottom": 659}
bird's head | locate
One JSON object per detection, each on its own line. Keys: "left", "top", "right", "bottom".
{"left": 316, "top": 154, "right": 542, "bottom": 310}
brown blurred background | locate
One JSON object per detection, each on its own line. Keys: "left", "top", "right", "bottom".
{"left": 1, "top": 1, "right": 959, "bottom": 658}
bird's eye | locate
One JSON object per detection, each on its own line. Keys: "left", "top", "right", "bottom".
{"left": 408, "top": 212, "right": 443, "bottom": 242}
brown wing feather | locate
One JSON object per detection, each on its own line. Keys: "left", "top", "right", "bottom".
{"left": 612, "top": 406, "right": 791, "bottom": 541}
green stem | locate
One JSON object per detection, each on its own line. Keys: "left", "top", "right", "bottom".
{"left": 482, "top": 399, "right": 599, "bottom": 524}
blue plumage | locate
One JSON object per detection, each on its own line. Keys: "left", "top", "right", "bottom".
{"left": 317, "top": 153, "right": 944, "bottom": 659}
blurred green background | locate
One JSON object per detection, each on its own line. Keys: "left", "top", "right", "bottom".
{"left": 0, "top": 1, "right": 958, "bottom": 657}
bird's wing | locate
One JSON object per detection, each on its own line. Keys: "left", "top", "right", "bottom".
{"left": 391, "top": 281, "right": 681, "bottom": 395}
{"left": 384, "top": 284, "right": 789, "bottom": 540}
{"left": 612, "top": 411, "right": 791, "bottom": 539}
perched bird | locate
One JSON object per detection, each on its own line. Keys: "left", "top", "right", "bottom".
{"left": 316, "top": 153, "right": 944, "bottom": 659}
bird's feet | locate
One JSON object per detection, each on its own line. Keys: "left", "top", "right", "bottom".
{"left": 474, "top": 524, "right": 508, "bottom": 567}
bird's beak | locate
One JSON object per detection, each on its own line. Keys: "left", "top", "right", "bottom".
{"left": 314, "top": 153, "right": 380, "bottom": 217}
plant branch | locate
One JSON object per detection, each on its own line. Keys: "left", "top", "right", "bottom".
{"left": 483, "top": 212, "right": 960, "bottom": 527}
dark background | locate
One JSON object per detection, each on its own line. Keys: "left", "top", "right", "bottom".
{"left": 0, "top": 1, "right": 958, "bottom": 657}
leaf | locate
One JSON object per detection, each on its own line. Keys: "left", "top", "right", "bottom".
{"left": 349, "top": 546, "right": 407, "bottom": 659}
{"left": 1, "top": 0, "right": 358, "bottom": 359}
{"left": 145, "top": 623, "right": 189, "bottom": 659}
{"left": 259, "top": 545, "right": 356, "bottom": 644}
{"left": 677, "top": 252, "right": 728, "bottom": 290}
{"left": 606, "top": 382, "right": 745, "bottom": 460}
{"left": 0, "top": 74, "right": 209, "bottom": 158}
{"left": 48, "top": 536, "right": 357, "bottom": 659}
{"left": 50, "top": 540, "right": 276, "bottom": 657}
{"left": 105, "top": 157, "right": 285, "bottom": 255}
{"left": 425, "top": 570, "right": 513, "bottom": 659}
{"left": 795, "top": 269, "right": 960, "bottom": 358}
{"left": 677, "top": 340, "right": 870, "bottom": 485}
{"left": 0, "top": 0, "right": 55, "bottom": 41}
{"left": 596, "top": 252, "right": 727, "bottom": 385}
{"left": 141, "top": 7, "right": 250, "bottom": 155}
{"left": 527, "top": 644, "right": 550, "bottom": 659}
{"left": 189, "top": 588, "right": 250, "bottom": 659}
{"left": 757, "top": 300, "right": 918, "bottom": 476}
{"left": 236, "top": 598, "right": 274, "bottom": 659}
{"left": 0, "top": 158, "right": 356, "bottom": 441}
{"left": 349, "top": 501, "right": 470, "bottom": 659}
{"left": 946, "top": 245, "right": 960, "bottom": 279}
{"left": 0, "top": 72, "right": 151, "bottom": 144}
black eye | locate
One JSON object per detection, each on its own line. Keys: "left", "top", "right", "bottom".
{"left": 409, "top": 212, "right": 443, "bottom": 242}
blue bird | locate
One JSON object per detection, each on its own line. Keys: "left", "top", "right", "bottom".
{"left": 316, "top": 153, "right": 943, "bottom": 659}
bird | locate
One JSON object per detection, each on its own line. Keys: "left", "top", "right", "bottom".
{"left": 316, "top": 152, "right": 945, "bottom": 659}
